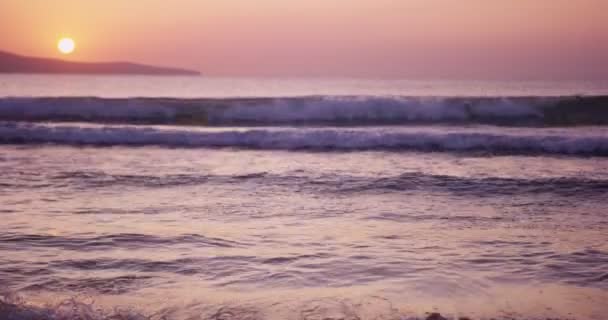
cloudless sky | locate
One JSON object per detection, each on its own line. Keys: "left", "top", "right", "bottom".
{"left": 1, "top": 0, "right": 607, "bottom": 79}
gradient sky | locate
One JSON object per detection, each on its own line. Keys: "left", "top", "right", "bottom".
{"left": 1, "top": 0, "right": 607, "bottom": 79}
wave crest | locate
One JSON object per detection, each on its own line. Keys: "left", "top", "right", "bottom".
{"left": 1, "top": 95, "right": 607, "bottom": 126}
{"left": 1, "top": 123, "right": 607, "bottom": 156}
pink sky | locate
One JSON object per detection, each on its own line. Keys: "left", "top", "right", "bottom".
{"left": 1, "top": 0, "right": 607, "bottom": 79}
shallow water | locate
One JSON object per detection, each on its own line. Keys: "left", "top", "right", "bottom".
{"left": 1, "top": 145, "right": 608, "bottom": 319}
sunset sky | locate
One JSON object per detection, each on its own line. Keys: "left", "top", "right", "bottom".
{"left": 1, "top": 0, "right": 607, "bottom": 79}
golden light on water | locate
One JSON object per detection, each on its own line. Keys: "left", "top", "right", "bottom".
{"left": 57, "top": 37, "right": 75, "bottom": 54}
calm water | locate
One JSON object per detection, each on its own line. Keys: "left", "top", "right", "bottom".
{"left": 1, "top": 76, "right": 607, "bottom": 320}
{"left": 1, "top": 75, "right": 607, "bottom": 97}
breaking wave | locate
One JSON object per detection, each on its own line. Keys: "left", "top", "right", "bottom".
{"left": 1, "top": 122, "right": 607, "bottom": 156}
{"left": 1, "top": 95, "right": 607, "bottom": 126}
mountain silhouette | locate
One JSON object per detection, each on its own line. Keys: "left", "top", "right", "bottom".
{"left": 0, "top": 50, "right": 200, "bottom": 75}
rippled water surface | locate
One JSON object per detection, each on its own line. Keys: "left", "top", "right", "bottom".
{"left": 1, "top": 76, "right": 607, "bottom": 319}
{"left": 1, "top": 144, "right": 608, "bottom": 319}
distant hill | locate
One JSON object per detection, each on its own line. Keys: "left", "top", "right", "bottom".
{"left": 0, "top": 50, "right": 200, "bottom": 75}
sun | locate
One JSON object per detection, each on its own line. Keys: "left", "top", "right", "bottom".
{"left": 57, "top": 38, "right": 75, "bottom": 54}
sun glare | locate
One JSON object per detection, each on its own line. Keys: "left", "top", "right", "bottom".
{"left": 57, "top": 38, "right": 75, "bottom": 54}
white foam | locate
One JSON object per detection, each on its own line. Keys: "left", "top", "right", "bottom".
{"left": 1, "top": 123, "right": 606, "bottom": 156}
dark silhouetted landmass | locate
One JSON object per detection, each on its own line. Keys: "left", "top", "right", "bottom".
{"left": 0, "top": 50, "right": 200, "bottom": 75}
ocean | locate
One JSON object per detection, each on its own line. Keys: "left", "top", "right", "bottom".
{"left": 1, "top": 76, "right": 607, "bottom": 320}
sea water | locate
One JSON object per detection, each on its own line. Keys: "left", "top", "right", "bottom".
{"left": 1, "top": 76, "right": 607, "bottom": 320}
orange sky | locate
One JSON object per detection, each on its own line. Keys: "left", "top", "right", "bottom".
{"left": 1, "top": 0, "right": 607, "bottom": 79}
